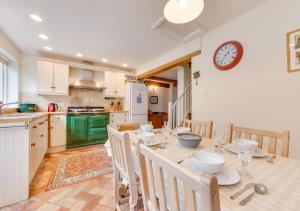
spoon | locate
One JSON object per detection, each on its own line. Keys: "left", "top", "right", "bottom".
{"left": 239, "top": 183, "right": 268, "bottom": 206}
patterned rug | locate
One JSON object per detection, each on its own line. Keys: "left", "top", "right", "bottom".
{"left": 47, "top": 146, "right": 113, "bottom": 190}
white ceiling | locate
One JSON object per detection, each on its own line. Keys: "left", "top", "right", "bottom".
{"left": 0, "top": 0, "right": 268, "bottom": 69}
{"left": 155, "top": 68, "right": 178, "bottom": 80}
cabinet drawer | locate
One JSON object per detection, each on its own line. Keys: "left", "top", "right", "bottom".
{"left": 88, "top": 114, "right": 108, "bottom": 128}
{"left": 50, "top": 115, "right": 66, "bottom": 122}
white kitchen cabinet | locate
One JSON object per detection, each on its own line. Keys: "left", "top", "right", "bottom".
{"left": 29, "top": 116, "right": 48, "bottom": 183}
{"left": 104, "top": 71, "right": 125, "bottom": 98}
{"left": 37, "top": 60, "right": 69, "bottom": 96}
{"left": 0, "top": 115, "right": 48, "bottom": 208}
{"left": 49, "top": 115, "right": 66, "bottom": 148}
{"left": 115, "top": 72, "right": 125, "bottom": 97}
{"left": 109, "top": 112, "right": 128, "bottom": 125}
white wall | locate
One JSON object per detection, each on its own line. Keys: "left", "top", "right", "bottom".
{"left": 192, "top": 0, "right": 300, "bottom": 159}
{"left": 0, "top": 30, "right": 21, "bottom": 103}
{"left": 148, "top": 86, "right": 169, "bottom": 113}
{"left": 136, "top": 37, "right": 201, "bottom": 76}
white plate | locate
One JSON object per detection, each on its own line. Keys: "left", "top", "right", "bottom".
{"left": 224, "top": 144, "right": 268, "bottom": 158}
{"left": 144, "top": 138, "right": 161, "bottom": 146}
{"left": 181, "top": 159, "right": 240, "bottom": 186}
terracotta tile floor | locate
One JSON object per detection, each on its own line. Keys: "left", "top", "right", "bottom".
{"left": 1, "top": 145, "right": 116, "bottom": 211}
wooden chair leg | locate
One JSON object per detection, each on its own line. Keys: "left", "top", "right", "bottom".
{"left": 114, "top": 167, "right": 120, "bottom": 210}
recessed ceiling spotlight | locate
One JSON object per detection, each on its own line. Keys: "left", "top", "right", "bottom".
{"left": 76, "top": 53, "right": 83, "bottom": 57}
{"left": 122, "top": 63, "right": 128, "bottom": 67}
{"left": 38, "top": 34, "right": 48, "bottom": 40}
{"left": 44, "top": 46, "right": 52, "bottom": 51}
{"left": 102, "top": 58, "right": 108, "bottom": 63}
{"left": 30, "top": 14, "right": 43, "bottom": 22}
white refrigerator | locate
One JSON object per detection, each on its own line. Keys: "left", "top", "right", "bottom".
{"left": 124, "top": 82, "right": 148, "bottom": 125}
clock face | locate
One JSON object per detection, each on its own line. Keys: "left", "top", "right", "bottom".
{"left": 213, "top": 41, "right": 243, "bottom": 71}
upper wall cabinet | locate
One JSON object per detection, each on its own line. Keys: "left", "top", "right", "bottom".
{"left": 103, "top": 71, "right": 125, "bottom": 98}
{"left": 37, "top": 60, "right": 69, "bottom": 96}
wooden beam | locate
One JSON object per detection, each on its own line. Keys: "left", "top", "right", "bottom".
{"left": 137, "top": 50, "right": 201, "bottom": 80}
{"left": 147, "top": 76, "right": 177, "bottom": 84}
{"left": 144, "top": 81, "right": 170, "bottom": 88}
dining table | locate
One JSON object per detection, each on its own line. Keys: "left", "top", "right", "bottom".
{"left": 128, "top": 130, "right": 300, "bottom": 211}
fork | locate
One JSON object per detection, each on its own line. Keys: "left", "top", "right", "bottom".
{"left": 266, "top": 155, "right": 276, "bottom": 164}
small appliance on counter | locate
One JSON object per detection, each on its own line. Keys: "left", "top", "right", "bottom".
{"left": 19, "top": 103, "right": 37, "bottom": 113}
{"left": 48, "top": 103, "right": 58, "bottom": 112}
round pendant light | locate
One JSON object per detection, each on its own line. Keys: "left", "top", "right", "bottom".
{"left": 164, "top": 0, "right": 204, "bottom": 24}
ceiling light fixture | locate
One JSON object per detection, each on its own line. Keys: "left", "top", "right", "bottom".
{"left": 44, "top": 46, "right": 52, "bottom": 51}
{"left": 122, "top": 63, "right": 128, "bottom": 67}
{"left": 38, "top": 34, "right": 48, "bottom": 40}
{"left": 102, "top": 58, "right": 108, "bottom": 63}
{"left": 164, "top": 0, "right": 204, "bottom": 24}
{"left": 30, "top": 14, "right": 43, "bottom": 22}
{"left": 76, "top": 53, "right": 83, "bottom": 57}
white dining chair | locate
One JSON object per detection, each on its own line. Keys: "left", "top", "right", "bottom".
{"left": 135, "top": 139, "right": 221, "bottom": 211}
{"left": 227, "top": 123, "right": 290, "bottom": 157}
{"left": 182, "top": 119, "right": 213, "bottom": 138}
{"left": 108, "top": 126, "right": 139, "bottom": 211}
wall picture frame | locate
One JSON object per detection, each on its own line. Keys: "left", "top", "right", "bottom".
{"left": 287, "top": 28, "right": 300, "bottom": 73}
{"left": 150, "top": 96, "right": 158, "bottom": 104}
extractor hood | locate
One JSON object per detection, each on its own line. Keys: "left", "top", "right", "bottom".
{"left": 69, "top": 69, "right": 105, "bottom": 90}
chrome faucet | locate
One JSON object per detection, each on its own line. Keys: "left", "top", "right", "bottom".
{"left": 0, "top": 102, "right": 20, "bottom": 114}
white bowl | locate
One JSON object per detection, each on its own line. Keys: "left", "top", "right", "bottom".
{"left": 137, "top": 132, "right": 155, "bottom": 145}
{"left": 141, "top": 124, "right": 153, "bottom": 132}
{"left": 176, "top": 127, "right": 191, "bottom": 133}
{"left": 190, "top": 151, "right": 225, "bottom": 174}
{"left": 233, "top": 139, "right": 258, "bottom": 151}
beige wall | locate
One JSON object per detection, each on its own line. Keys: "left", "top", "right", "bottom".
{"left": 136, "top": 37, "right": 201, "bottom": 76}
{"left": 148, "top": 86, "right": 169, "bottom": 113}
{"left": 0, "top": 29, "right": 20, "bottom": 61}
{"left": 192, "top": 0, "right": 300, "bottom": 159}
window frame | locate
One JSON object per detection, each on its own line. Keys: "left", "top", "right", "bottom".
{"left": 0, "top": 62, "right": 8, "bottom": 103}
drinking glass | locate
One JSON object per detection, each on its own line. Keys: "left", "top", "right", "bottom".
{"left": 236, "top": 140, "right": 257, "bottom": 177}
{"left": 214, "top": 131, "right": 226, "bottom": 153}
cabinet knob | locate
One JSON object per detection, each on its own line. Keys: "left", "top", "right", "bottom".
{"left": 50, "top": 127, "right": 53, "bottom": 129}
{"left": 41, "top": 134, "right": 44, "bottom": 137}
{"left": 31, "top": 143, "right": 36, "bottom": 147}
{"left": 33, "top": 126, "right": 37, "bottom": 129}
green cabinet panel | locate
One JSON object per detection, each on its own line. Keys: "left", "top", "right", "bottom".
{"left": 88, "top": 128, "right": 107, "bottom": 143}
{"left": 88, "top": 114, "right": 108, "bottom": 128}
{"left": 67, "top": 115, "right": 88, "bottom": 148}
{"left": 67, "top": 113, "right": 108, "bottom": 148}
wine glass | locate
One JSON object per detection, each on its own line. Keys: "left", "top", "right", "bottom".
{"left": 236, "top": 139, "right": 257, "bottom": 177}
{"left": 161, "top": 122, "right": 171, "bottom": 149}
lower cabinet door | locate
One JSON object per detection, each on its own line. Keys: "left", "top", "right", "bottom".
{"left": 67, "top": 115, "right": 88, "bottom": 148}
{"left": 88, "top": 127, "right": 108, "bottom": 144}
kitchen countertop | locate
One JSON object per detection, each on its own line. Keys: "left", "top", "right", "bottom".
{"left": 0, "top": 112, "right": 49, "bottom": 124}
{"left": 0, "top": 111, "right": 67, "bottom": 124}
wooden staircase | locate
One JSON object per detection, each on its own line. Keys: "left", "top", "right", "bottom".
{"left": 168, "top": 82, "right": 192, "bottom": 129}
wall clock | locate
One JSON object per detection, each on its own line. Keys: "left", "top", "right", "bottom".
{"left": 213, "top": 41, "right": 243, "bottom": 71}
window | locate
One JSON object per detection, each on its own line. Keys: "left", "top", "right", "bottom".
{"left": 0, "top": 62, "right": 7, "bottom": 103}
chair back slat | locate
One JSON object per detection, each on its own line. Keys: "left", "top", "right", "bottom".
{"left": 183, "top": 119, "right": 213, "bottom": 138}
{"left": 268, "top": 137, "right": 277, "bottom": 155}
{"left": 135, "top": 140, "right": 220, "bottom": 211}
{"left": 227, "top": 123, "right": 290, "bottom": 157}
{"left": 154, "top": 164, "right": 168, "bottom": 211}
{"left": 184, "top": 185, "right": 197, "bottom": 211}
{"left": 168, "top": 175, "right": 180, "bottom": 211}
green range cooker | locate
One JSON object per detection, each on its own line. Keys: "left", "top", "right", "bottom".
{"left": 66, "top": 107, "right": 109, "bottom": 148}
